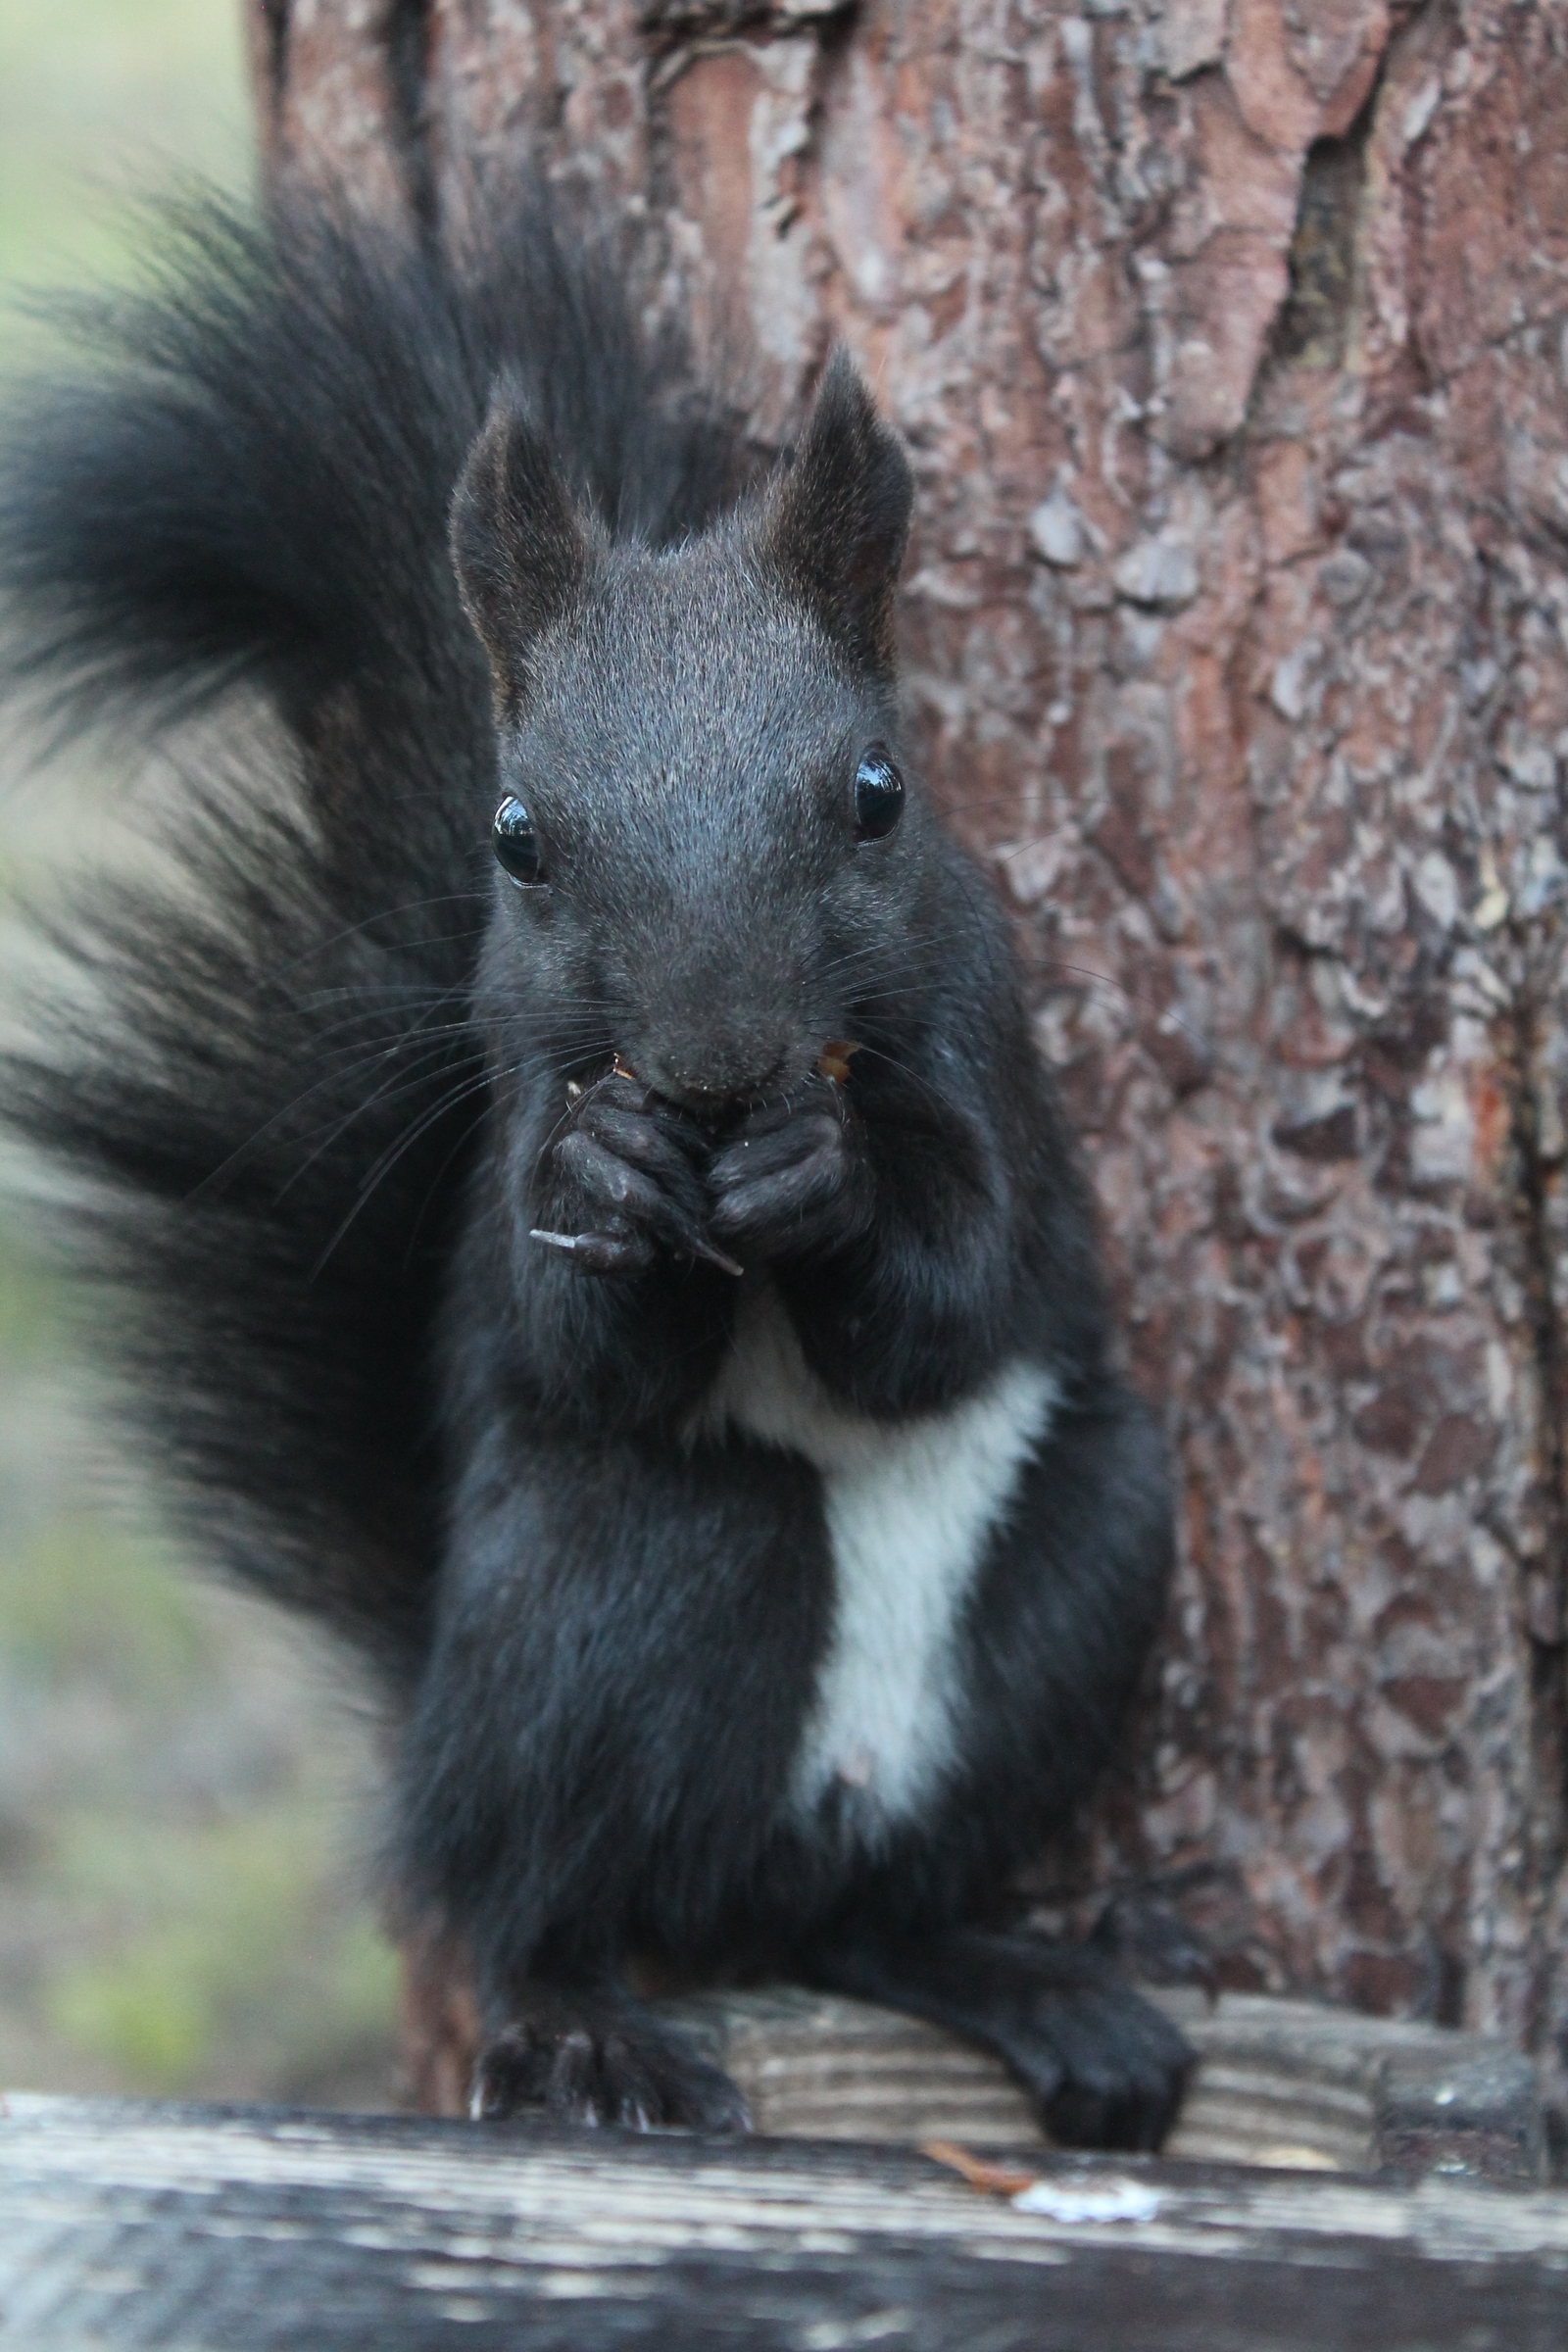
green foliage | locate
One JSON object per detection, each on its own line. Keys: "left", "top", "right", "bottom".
{"left": 0, "top": 1516, "right": 208, "bottom": 1696}
{"left": 0, "top": 0, "right": 253, "bottom": 302}
{"left": 0, "top": 3, "right": 398, "bottom": 2114}
{"left": 47, "top": 1805, "right": 400, "bottom": 2095}
{"left": 0, "top": 1233, "right": 56, "bottom": 1361}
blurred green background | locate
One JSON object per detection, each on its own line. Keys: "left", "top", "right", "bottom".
{"left": 0, "top": 2, "right": 402, "bottom": 2107}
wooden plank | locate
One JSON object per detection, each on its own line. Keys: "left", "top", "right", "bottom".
{"left": 3, "top": 2094, "right": 1568, "bottom": 2351}
{"left": 660, "top": 1987, "right": 1545, "bottom": 2180}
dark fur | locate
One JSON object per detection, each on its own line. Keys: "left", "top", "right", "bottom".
{"left": 0, "top": 186, "right": 1188, "bottom": 2146}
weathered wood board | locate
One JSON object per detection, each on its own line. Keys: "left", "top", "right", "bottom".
{"left": 4, "top": 2091, "right": 1568, "bottom": 2352}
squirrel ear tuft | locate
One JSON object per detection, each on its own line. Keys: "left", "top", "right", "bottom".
{"left": 760, "top": 350, "right": 912, "bottom": 681}
{"left": 450, "top": 380, "right": 589, "bottom": 708}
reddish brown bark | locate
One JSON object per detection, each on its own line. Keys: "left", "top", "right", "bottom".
{"left": 250, "top": 0, "right": 1568, "bottom": 2102}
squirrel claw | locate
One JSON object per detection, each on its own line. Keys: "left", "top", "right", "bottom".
{"left": 529, "top": 1227, "right": 653, "bottom": 1275}
{"left": 529, "top": 1226, "right": 742, "bottom": 1279}
{"left": 1090, "top": 1888, "right": 1218, "bottom": 2000}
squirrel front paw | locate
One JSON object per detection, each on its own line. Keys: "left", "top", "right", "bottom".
{"left": 533, "top": 1071, "right": 739, "bottom": 1277}
{"left": 707, "top": 1075, "right": 873, "bottom": 1261}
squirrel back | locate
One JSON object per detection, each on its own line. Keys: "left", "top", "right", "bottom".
{"left": 0, "top": 190, "right": 747, "bottom": 1679}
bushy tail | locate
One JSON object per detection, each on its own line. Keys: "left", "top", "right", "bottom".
{"left": 0, "top": 184, "right": 743, "bottom": 1684}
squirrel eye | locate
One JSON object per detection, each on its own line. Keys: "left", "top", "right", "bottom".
{"left": 854, "top": 744, "right": 905, "bottom": 842}
{"left": 493, "top": 794, "right": 545, "bottom": 887}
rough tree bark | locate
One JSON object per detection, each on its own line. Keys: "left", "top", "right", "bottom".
{"left": 245, "top": 0, "right": 1568, "bottom": 2103}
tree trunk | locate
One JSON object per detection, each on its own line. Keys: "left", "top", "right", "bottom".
{"left": 247, "top": 0, "right": 1568, "bottom": 2101}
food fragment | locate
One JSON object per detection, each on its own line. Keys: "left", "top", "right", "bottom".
{"left": 919, "top": 2141, "right": 1036, "bottom": 2196}
{"left": 920, "top": 2141, "right": 1161, "bottom": 2225}
{"left": 611, "top": 1053, "right": 639, "bottom": 1083}
{"left": 817, "top": 1039, "right": 862, "bottom": 1085}
{"left": 1011, "top": 2178, "right": 1162, "bottom": 2225}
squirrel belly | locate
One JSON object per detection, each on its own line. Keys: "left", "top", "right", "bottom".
{"left": 0, "top": 181, "right": 1191, "bottom": 2149}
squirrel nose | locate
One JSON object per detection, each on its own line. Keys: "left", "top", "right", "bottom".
{"left": 641, "top": 1046, "right": 789, "bottom": 1122}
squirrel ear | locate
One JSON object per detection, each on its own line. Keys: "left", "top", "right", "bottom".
{"left": 450, "top": 380, "right": 589, "bottom": 708}
{"left": 760, "top": 350, "right": 912, "bottom": 681}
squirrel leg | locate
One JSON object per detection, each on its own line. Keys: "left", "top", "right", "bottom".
{"left": 788, "top": 1394, "right": 1191, "bottom": 2152}
{"left": 799, "top": 1925, "right": 1193, "bottom": 2153}
{"left": 470, "top": 1985, "right": 750, "bottom": 2132}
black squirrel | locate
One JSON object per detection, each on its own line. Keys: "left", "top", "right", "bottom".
{"left": 0, "top": 186, "right": 1192, "bottom": 2147}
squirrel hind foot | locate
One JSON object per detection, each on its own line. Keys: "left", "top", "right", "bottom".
{"left": 803, "top": 1924, "right": 1194, "bottom": 2156}
{"left": 1017, "top": 1974, "right": 1195, "bottom": 2153}
{"left": 469, "top": 1995, "right": 751, "bottom": 2133}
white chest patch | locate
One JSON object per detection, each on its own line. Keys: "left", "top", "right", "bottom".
{"left": 689, "top": 1284, "right": 1059, "bottom": 1836}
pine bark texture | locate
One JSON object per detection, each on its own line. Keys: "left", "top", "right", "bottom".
{"left": 248, "top": 0, "right": 1568, "bottom": 2097}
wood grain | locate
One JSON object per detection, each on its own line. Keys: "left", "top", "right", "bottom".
{"left": 657, "top": 1986, "right": 1545, "bottom": 2180}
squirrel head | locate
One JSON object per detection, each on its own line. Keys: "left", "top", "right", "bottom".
{"left": 450, "top": 353, "right": 933, "bottom": 1122}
